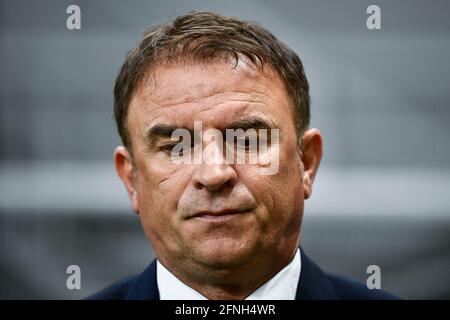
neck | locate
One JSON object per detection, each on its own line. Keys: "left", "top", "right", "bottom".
{"left": 159, "top": 245, "right": 299, "bottom": 300}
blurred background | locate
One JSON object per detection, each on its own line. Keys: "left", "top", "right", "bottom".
{"left": 1, "top": 0, "right": 449, "bottom": 299}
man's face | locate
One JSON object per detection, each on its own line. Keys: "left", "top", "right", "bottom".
{"left": 116, "top": 61, "right": 321, "bottom": 274}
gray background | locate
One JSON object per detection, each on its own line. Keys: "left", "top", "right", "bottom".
{"left": 1, "top": 0, "right": 449, "bottom": 299}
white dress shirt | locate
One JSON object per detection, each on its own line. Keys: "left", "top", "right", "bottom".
{"left": 157, "top": 248, "right": 301, "bottom": 300}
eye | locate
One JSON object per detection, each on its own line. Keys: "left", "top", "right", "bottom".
{"left": 160, "top": 140, "right": 196, "bottom": 157}
{"left": 235, "top": 135, "right": 261, "bottom": 151}
{"left": 236, "top": 137, "right": 250, "bottom": 150}
{"left": 160, "top": 143, "right": 179, "bottom": 155}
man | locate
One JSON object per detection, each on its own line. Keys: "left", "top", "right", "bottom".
{"left": 89, "top": 11, "right": 396, "bottom": 300}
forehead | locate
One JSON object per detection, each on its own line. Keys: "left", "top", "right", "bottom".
{"left": 127, "top": 61, "right": 293, "bottom": 131}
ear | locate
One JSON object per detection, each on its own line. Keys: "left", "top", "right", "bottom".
{"left": 114, "top": 146, "right": 139, "bottom": 213}
{"left": 300, "top": 129, "right": 323, "bottom": 199}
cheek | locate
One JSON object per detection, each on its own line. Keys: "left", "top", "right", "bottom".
{"left": 135, "top": 159, "right": 190, "bottom": 218}
{"left": 239, "top": 151, "right": 303, "bottom": 221}
{"left": 137, "top": 150, "right": 191, "bottom": 191}
{"left": 136, "top": 165, "right": 194, "bottom": 253}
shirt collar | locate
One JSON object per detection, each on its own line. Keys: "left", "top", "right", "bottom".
{"left": 157, "top": 248, "right": 301, "bottom": 300}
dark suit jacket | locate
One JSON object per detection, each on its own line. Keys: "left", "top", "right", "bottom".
{"left": 87, "top": 248, "right": 397, "bottom": 300}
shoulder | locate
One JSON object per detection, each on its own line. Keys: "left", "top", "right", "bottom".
{"left": 85, "top": 260, "right": 159, "bottom": 300}
{"left": 326, "top": 272, "right": 399, "bottom": 300}
{"left": 298, "top": 249, "right": 399, "bottom": 300}
{"left": 85, "top": 275, "right": 138, "bottom": 300}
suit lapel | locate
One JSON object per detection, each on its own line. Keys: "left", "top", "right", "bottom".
{"left": 126, "top": 260, "right": 160, "bottom": 300}
{"left": 296, "top": 248, "right": 338, "bottom": 299}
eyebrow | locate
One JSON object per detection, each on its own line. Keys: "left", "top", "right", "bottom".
{"left": 144, "top": 124, "right": 191, "bottom": 148}
{"left": 145, "top": 116, "right": 277, "bottom": 146}
{"left": 146, "top": 124, "right": 186, "bottom": 138}
{"left": 225, "top": 116, "right": 276, "bottom": 132}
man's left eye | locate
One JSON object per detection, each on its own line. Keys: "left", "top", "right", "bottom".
{"left": 236, "top": 137, "right": 250, "bottom": 149}
{"left": 235, "top": 136, "right": 262, "bottom": 151}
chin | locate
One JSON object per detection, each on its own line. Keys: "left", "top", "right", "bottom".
{"left": 192, "top": 237, "right": 257, "bottom": 268}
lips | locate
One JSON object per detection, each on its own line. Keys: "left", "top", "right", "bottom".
{"left": 190, "top": 208, "right": 250, "bottom": 220}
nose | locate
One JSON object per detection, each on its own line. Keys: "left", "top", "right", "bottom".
{"left": 193, "top": 162, "right": 238, "bottom": 191}
{"left": 192, "top": 135, "right": 238, "bottom": 191}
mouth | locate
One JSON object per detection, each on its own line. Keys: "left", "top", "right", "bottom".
{"left": 191, "top": 209, "right": 251, "bottom": 221}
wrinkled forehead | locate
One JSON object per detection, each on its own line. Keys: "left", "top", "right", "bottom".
{"left": 127, "top": 61, "right": 293, "bottom": 131}
{"left": 137, "top": 60, "right": 286, "bottom": 104}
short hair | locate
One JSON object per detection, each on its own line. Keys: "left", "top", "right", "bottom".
{"left": 114, "top": 11, "right": 310, "bottom": 149}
